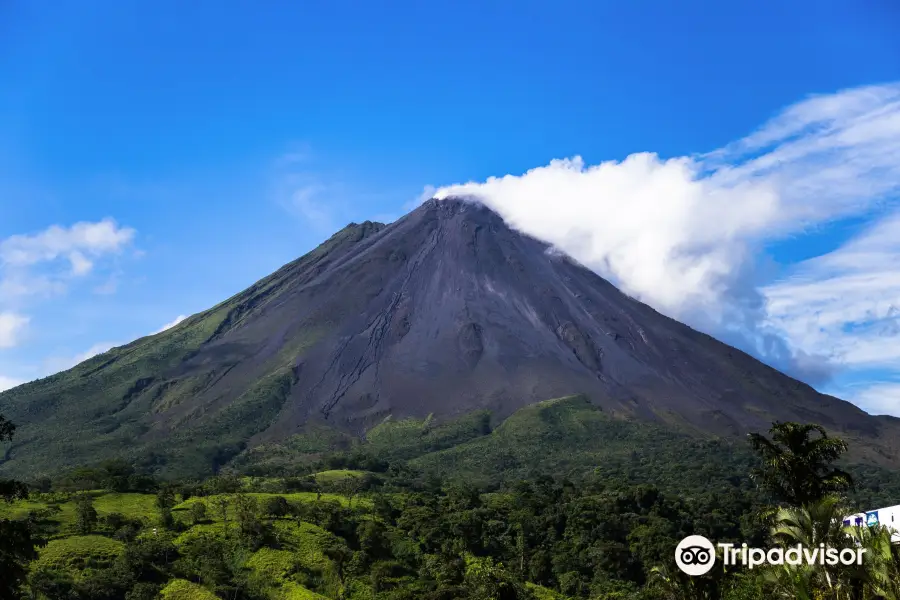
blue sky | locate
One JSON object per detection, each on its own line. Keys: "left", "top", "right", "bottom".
{"left": 2, "top": 1, "right": 899, "bottom": 413}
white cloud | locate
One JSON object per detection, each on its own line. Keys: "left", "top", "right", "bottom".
{"left": 68, "top": 251, "right": 93, "bottom": 276}
{"left": 846, "top": 382, "right": 900, "bottom": 417}
{"left": 0, "top": 311, "right": 28, "bottom": 348}
{"left": 0, "top": 218, "right": 136, "bottom": 386}
{"left": 287, "top": 183, "right": 341, "bottom": 232}
{"left": 432, "top": 82, "right": 900, "bottom": 389}
{"left": 764, "top": 211, "right": 900, "bottom": 368}
{"left": 0, "top": 218, "right": 136, "bottom": 305}
{"left": 273, "top": 149, "right": 419, "bottom": 232}
{"left": 0, "top": 375, "right": 23, "bottom": 392}
{"left": 0, "top": 218, "right": 135, "bottom": 270}
{"left": 154, "top": 315, "right": 187, "bottom": 334}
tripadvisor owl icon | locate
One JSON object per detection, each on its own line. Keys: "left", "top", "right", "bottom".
{"left": 676, "top": 535, "right": 716, "bottom": 576}
{"left": 675, "top": 535, "right": 866, "bottom": 576}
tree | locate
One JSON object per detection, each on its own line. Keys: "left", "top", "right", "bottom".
{"left": 233, "top": 494, "right": 264, "bottom": 546}
{"left": 74, "top": 492, "right": 99, "bottom": 534}
{"left": 0, "top": 414, "right": 43, "bottom": 598}
{"left": 156, "top": 485, "right": 176, "bottom": 511}
{"left": 156, "top": 485, "right": 177, "bottom": 529}
{"left": 748, "top": 422, "right": 853, "bottom": 506}
{"left": 191, "top": 500, "right": 208, "bottom": 524}
{"left": 337, "top": 473, "right": 370, "bottom": 508}
{"left": 100, "top": 459, "right": 135, "bottom": 492}
{"left": 122, "top": 532, "right": 177, "bottom": 579}
{"left": 261, "top": 495, "right": 290, "bottom": 518}
{"left": 463, "top": 554, "right": 534, "bottom": 600}
{"left": 844, "top": 521, "right": 900, "bottom": 600}
{"left": 212, "top": 496, "right": 231, "bottom": 538}
{"left": 763, "top": 496, "right": 857, "bottom": 599}
{"left": 125, "top": 582, "right": 161, "bottom": 600}
{"left": 27, "top": 566, "right": 75, "bottom": 600}
{"left": 100, "top": 512, "right": 129, "bottom": 532}
{"left": 0, "top": 416, "right": 28, "bottom": 503}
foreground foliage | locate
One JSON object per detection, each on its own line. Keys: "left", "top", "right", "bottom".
{"left": 2, "top": 405, "right": 900, "bottom": 599}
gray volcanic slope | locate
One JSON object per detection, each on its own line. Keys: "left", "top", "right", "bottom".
{"left": 2, "top": 197, "right": 899, "bottom": 476}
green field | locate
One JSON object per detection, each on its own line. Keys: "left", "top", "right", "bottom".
{"left": 5, "top": 485, "right": 365, "bottom": 600}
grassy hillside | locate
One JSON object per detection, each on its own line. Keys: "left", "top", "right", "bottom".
{"left": 407, "top": 396, "right": 760, "bottom": 492}
{"left": 0, "top": 224, "right": 382, "bottom": 479}
{"left": 233, "top": 395, "right": 900, "bottom": 506}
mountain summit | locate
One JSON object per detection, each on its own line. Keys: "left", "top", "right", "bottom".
{"left": 2, "top": 198, "right": 898, "bottom": 477}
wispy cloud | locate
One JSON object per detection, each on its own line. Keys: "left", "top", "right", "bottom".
{"left": 846, "top": 382, "right": 900, "bottom": 417}
{"left": 272, "top": 149, "right": 349, "bottom": 233}
{"left": 0, "top": 219, "right": 136, "bottom": 303}
{"left": 282, "top": 180, "right": 344, "bottom": 233}
{"left": 433, "top": 82, "right": 900, "bottom": 410}
{"left": 764, "top": 210, "right": 900, "bottom": 410}
{"left": 1, "top": 218, "right": 135, "bottom": 272}
{"left": 0, "top": 311, "right": 29, "bottom": 348}
{"left": 0, "top": 218, "right": 137, "bottom": 390}
{"left": 272, "top": 148, "right": 417, "bottom": 232}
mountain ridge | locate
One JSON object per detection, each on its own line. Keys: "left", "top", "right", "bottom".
{"left": 2, "top": 197, "right": 899, "bottom": 478}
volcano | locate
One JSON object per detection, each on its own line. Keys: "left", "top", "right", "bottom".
{"left": 2, "top": 197, "right": 899, "bottom": 477}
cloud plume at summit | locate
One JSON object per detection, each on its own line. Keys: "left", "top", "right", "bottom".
{"left": 432, "top": 83, "right": 900, "bottom": 403}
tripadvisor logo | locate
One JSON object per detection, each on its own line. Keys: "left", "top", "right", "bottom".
{"left": 675, "top": 535, "right": 866, "bottom": 576}
{"left": 675, "top": 536, "right": 717, "bottom": 576}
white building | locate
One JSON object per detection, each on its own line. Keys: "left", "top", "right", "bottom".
{"left": 844, "top": 504, "right": 900, "bottom": 543}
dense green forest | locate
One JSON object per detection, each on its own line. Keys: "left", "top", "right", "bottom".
{"left": 3, "top": 398, "right": 900, "bottom": 599}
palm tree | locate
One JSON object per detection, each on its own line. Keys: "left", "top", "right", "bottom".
{"left": 765, "top": 495, "right": 849, "bottom": 598}
{"left": 748, "top": 422, "right": 853, "bottom": 506}
{"left": 764, "top": 496, "right": 900, "bottom": 600}
{"left": 844, "top": 522, "right": 900, "bottom": 600}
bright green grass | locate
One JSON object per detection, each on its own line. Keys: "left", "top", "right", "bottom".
{"left": 281, "top": 582, "right": 330, "bottom": 599}
{"left": 0, "top": 498, "right": 50, "bottom": 520}
{"left": 2, "top": 488, "right": 364, "bottom": 543}
{"left": 246, "top": 547, "right": 299, "bottom": 583}
{"left": 159, "top": 579, "right": 219, "bottom": 600}
{"left": 173, "top": 522, "right": 228, "bottom": 546}
{"left": 0, "top": 490, "right": 190, "bottom": 539}
{"left": 172, "top": 518, "right": 338, "bottom": 574}
{"left": 0, "top": 497, "right": 84, "bottom": 539}
{"left": 313, "top": 469, "right": 367, "bottom": 484}
{"left": 174, "top": 491, "right": 371, "bottom": 513}
{"left": 270, "top": 520, "right": 337, "bottom": 571}
{"left": 243, "top": 548, "right": 332, "bottom": 600}
{"left": 92, "top": 492, "right": 160, "bottom": 521}
{"left": 33, "top": 535, "right": 124, "bottom": 574}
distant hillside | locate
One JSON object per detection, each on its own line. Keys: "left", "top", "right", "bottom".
{"left": 236, "top": 395, "right": 900, "bottom": 509}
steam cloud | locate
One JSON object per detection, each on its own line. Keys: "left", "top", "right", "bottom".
{"left": 432, "top": 83, "right": 900, "bottom": 389}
